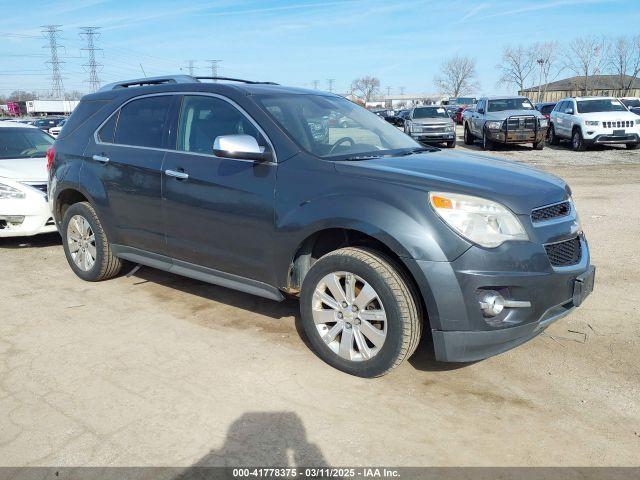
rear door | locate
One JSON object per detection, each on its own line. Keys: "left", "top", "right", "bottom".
{"left": 83, "top": 94, "right": 173, "bottom": 254}
{"left": 161, "top": 94, "right": 278, "bottom": 285}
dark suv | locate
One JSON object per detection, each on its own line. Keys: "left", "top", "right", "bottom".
{"left": 48, "top": 75, "right": 595, "bottom": 377}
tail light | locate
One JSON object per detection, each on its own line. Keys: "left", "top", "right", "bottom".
{"left": 46, "top": 147, "right": 55, "bottom": 170}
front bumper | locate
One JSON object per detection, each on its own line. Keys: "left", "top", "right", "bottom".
{"left": 410, "top": 233, "right": 593, "bottom": 362}
{"left": 487, "top": 127, "right": 547, "bottom": 144}
{"left": 0, "top": 181, "right": 56, "bottom": 238}
{"left": 585, "top": 133, "right": 639, "bottom": 144}
{"left": 410, "top": 131, "right": 456, "bottom": 143}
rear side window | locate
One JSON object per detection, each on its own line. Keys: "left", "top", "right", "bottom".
{"left": 58, "top": 100, "right": 109, "bottom": 139}
{"left": 97, "top": 111, "right": 118, "bottom": 143}
{"left": 114, "top": 96, "right": 172, "bottom": 148}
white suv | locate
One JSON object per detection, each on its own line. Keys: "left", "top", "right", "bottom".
{"left": 548, "top": 97, "right": 640, "bottom": 151}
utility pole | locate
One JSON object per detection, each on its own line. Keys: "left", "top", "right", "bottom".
{"left": 536, "top": 58, "right": 545, "bottom": 103}
{"left": 186, "top": 60, "right": 196, "bottom": 76}
{"left": 79, "top": 27, "right": 102, "bottom": 93}
{"left": 327, "top": 78, "right": 335, "bottom": 93}
{"left": 399, "top": 86, "right": 405, "bottom": 96}
{"left": 312, "top": 80, "right": 319, "bottom": 90}
{"left": 42, "top": 25, "right": 65, "bottom": 99}
{"left": 386, "top": 86, "right": 392, "bottom": 96}
{"left": 207, "top": 59, "right": 221, "bottom": 80}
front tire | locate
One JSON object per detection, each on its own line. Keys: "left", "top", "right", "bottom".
{"left": 300, "top": 247, "right": 422, "bottom": 378}
{"left": 548, "top": 124, "right": 560, "bottom": 145}
{"left": 61, "top": 202, "right": 126, "bottom": 281}
{"left": 446, "top": 140, "right": 456, "bottom": 148}
{"left": 533, "top": 140, "right": 544, "bottom": 150}
{"left": 463, "top": 124, "right": 474, "bottom": 145}
{"left": 626, "top": 143, "right": 639, "bottom": 150}
{"left": 482, "top": 127, "right": 493, "bottom": 150}
{"left": 572, "top": 128, "right": 586, "bottom": 151}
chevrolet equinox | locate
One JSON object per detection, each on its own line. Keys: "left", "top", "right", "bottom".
{"left": 48, "top": 76, "right": 595, "bottom": 377}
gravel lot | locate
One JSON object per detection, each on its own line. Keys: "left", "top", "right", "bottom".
{"left": 1, "top": 129, "right": 639, "bottom": 468}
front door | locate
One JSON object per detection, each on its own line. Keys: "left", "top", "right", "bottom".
{"left": 162, "top": 94, "right": 278, "bottom": 285}
{"left": 83, "top": 95, "right": 173, "bottom": 254}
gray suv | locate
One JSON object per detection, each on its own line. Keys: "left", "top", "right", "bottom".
{"left": 48, "top": 76, "right": 594, "bottom": 377}
{"left": 463, "top": 96, "right": 548, "bottom": 150}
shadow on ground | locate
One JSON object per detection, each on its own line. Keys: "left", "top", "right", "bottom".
{"left": 174, "top": 412, "right": 329, "bottom": 478}
{"left": 0, "top": 232, "right": 61, "bottom": 249}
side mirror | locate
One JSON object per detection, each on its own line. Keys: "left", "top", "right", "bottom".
{"left": 213, "top": 134, "right": 272, "bottom": 162}
{"left": 564, "top": 108, "right": 574, "bottom": 115}
{"left": 477, "top": 108, "right": 484, "bottom": 114}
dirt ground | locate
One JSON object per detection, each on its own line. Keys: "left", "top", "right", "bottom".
{"left": 1, "top": 129, "right": 639, "bottom": 467}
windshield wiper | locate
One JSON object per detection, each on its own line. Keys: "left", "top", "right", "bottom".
{"left": 337, "top": 154, "right": 383, "bottom": 161}
{"left": 400, "top": 147, "right": 437, "bottom": 155}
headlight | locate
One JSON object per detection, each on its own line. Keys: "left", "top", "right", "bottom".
{"left": 445, "top": 123, "right": 455, "bottom": 131}
{"left": 585, "top": 120, "right": 599, "bottom": 126}
{"left": 411, "top": 124, "right": 422, "bottom": 133}
{"left": 429, "top": 192, "right": 528, "bottom": 248}
{"left": 486, "top": 121, "right": 503, "bottom": 130}
{"left": 0, "top": 183, "right": 26, "bottom": 200}
{"left": 539, "top": 118, "right": 549, "bottom": 128}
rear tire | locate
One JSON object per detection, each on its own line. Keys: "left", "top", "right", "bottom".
{"left": 463, "top": 124, "right": 474, "bottom": 145}
{"left": 300, "top": 247, "right": 422, "bottom": 378}
{"left": 61, "top": 202, "right": 126, "bottom": 282}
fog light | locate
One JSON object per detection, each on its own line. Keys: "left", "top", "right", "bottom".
{"left": 0, "top": 215, "right": 24, "bottom": 225}
{"left": 479, "top": 291, "right": 505, "bottom": 317}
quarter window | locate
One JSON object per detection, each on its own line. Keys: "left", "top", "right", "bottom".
{"left": 97, "top": 111, "right": 118, "bottom": 143}
{"left": 177, "top": 95, "right": 265, "bottom": 155}
{"left": 113, "top": 96, "right": 172, "bottom": 148}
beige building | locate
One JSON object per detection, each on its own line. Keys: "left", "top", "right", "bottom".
{"left": 520, "top": 75, "right": 640, "bottom": 102}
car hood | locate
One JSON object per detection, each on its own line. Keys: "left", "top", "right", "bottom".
{"left": 0, "top": 157, "right": 48, "bottom": 182}
{"left": 485, "top": 109, "right": 543, "bottom": 121}
{"left": 334, "top": 150, "right": 568, "bottom": 214}
{"left": 578, "top": 111, "right": 638, "bottom": 121}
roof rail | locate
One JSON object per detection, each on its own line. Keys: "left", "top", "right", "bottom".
{"left": 98, "top": 75, "right": 197, "bottom": 92}
{"left": 195, "top": 76, "right": 279, "bottom": 85}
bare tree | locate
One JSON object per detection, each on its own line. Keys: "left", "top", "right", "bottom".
{"left": 530, "top": 41, "right": 564, "bottom": 102}
{"left": 608, "top": 35, "right": 640, "bottom": 95}
{"left": 350, "top": 76, "right": 381, "bottom": 103}
{"left": 64, "top": 90, "right": 85, "bottom": 101}
{"left": 497, "top": 45, "right": 535, "bottom": 93}
{"left": 565, "top": 36, "right": 609, "bottom": 94}
{"left": 434, "top": 55, "right": 480, "bottom": 97}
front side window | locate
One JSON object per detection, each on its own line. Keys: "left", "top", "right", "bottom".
{"left": 412, "top": 107, "right": 450, "bottom": 119}
{"left": 176, "top": 95, "right": 265, "bottom": 155}
{"left": 0, "top": 128, "right": 54, "bottom": 160}
{"left": 576, "top": 99, "right": 628, "bottom": 113}
{"left": 487, "top": 98, "right": 535, "bottom": 112}
{"left": 114, "top": 96, "right": 172, "bottom": 148}
{"left": 256, "top": 94, "right": 418, "bottom": 159}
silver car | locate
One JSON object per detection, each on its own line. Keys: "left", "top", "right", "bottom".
{"left": 402, "top": 106, "right": 456, "bottom": 148}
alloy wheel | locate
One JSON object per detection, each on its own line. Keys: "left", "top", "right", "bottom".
{"left": 67, "top": 215, "right": 96, "bottom": 271}
{"left": 312, "top": 271, "right": 387, "bottom": 362}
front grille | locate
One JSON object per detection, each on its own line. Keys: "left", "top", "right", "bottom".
{"left": 545, "top": 237, "right": 582, "bottom": 267}
{"left": 506, "top": 116, "right": 537, "bottom": 131}
{"left": 531, "top": 201, "right": 571, "bottom": 222}
{"left": 603, "top": 120, "right": 634, "bottom": 129}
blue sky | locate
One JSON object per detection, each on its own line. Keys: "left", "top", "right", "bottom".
{"left": 0, "top": 0, "right": 638, "bottom": 97}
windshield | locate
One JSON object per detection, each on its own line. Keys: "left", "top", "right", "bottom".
{"left": 487, "top": 98, "right": 534, "bottom": 112}
{"left": 621, "top": 99, "right": 640, "bottom": 108}
{"left": 577, "top": 99, "right": 628, "bottom": 113}
{"left": 413, "top": 107, "right": 449, "bottom": 119}
{"left": 0, "top": 128, "right": 54, "bottom": 159}
{"left": 256, "top": 94, "right": 419, "bottom": 159}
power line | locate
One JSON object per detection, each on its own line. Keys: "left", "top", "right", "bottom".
{"left": 79, "top": 27, "right": 102, "bottom": 92}
{"left": 185, "top": 59, "right": 196, "bottom": 76}
{"left": 327, "top": 78, "right": 335, "bottom": 93}
{"left": 41, "top": 25, "right": 65, "bottom": 99}
{"left": 207, "top": 59, "right": 221, "bottom": 80}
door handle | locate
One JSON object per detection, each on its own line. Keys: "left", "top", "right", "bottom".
{"left": 165, "top": 169, "right": 189, "bottom": 180}
{"left": 92, "top": 154, "right": 109, "bottom": 164}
